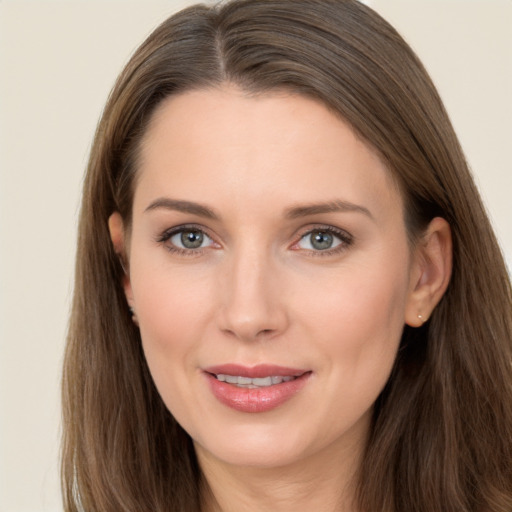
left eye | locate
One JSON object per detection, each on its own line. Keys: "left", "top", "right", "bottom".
{"left": 297, "top": 229, "right": 344, "bottom": 251}
{"left": 169, "top": 229, "right": 214, "bottom": 250}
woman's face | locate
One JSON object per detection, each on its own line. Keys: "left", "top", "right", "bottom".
{"left": 116, "top": 87, "right": 422, "bottom": 470}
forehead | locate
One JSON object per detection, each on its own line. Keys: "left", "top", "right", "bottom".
{"left": 134, "top": 86, "right": 403, "bottom": 220}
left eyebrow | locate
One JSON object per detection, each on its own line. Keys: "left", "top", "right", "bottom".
{"left": 284, "top": 200, "right": 374, "bottom": 220}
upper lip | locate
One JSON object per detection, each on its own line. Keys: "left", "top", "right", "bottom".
{"left": 203, "top": 364, "right": 308, "bottom": 378}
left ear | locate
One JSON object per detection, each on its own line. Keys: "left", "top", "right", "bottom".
{"left": 405, "top": 217, "right": 452, "bottom": 327}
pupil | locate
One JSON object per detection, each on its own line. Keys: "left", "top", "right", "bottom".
{"left": 311, "top": 231, "right": 333, "bottom": 250}
{"left": 181, "top": 230, "right": 203, "bottom": 249}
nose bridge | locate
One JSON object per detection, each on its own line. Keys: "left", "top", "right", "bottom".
{"left": 218, "top": 240, "right": 287, "bottom": 341}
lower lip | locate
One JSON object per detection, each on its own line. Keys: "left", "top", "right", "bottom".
{"left": 205, "top": 372, "right": 311, "bottom": 413}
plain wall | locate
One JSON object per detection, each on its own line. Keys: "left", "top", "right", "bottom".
{"left": 0, "top": 1, "right": 510, "bottom": 511}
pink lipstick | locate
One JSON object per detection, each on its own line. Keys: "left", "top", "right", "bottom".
{"left": 204, "top": 364, "right": 311, "bottom": 413}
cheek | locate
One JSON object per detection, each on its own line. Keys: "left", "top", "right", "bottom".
{"left": 129, "top": 258, "right": 215, "bottom": 395}
{"left": 299, "top": 254, "right": 409, "bottom": 394}
{"left": 131, "top": 252, "right": 214, "bottom": 339}
{"left": 302, "top": 252, "right": 408, "bottom": 324}
{"left": 132, "top": 274, "right": 213, "bottom": 434}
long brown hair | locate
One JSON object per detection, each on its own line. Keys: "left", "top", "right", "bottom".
{"left": 62, "top": 1, "right": 512, "bottom": 510}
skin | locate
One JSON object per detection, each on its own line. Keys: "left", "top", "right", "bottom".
{"left": 109, "top": 86, "right": 452, "bottom": 512}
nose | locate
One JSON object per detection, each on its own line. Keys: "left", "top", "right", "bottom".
{"left": 216, "top": 245, "right": 289, "bottom": 342}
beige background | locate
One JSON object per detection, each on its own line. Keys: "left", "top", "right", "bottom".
{"left": 0, "top": 1, "right": 510, "bottom": 510}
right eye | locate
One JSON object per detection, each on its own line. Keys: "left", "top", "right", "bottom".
{"left": 171, "top": 229, "right": 211, "bottom": 249}
{"left": 158, "top": 226, "right": 217, "bottom": 254}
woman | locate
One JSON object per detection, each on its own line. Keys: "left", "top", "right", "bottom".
{"left": 61, "top": 1, "right": 512, "bottom": 511}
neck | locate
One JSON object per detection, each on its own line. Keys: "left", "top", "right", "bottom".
{"left": 196, "top": 427, "right": 366, "bottom": 512}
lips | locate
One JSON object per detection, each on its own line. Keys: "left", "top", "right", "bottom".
{"left": 203, "top": 364, "right": 311, "bottom": 413}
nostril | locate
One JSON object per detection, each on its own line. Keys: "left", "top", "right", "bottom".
{"left": 221, "top": 327, "right": 275, "bottom": 340}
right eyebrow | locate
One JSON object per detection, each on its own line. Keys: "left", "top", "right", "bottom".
{"left": 144, "top": 198, "right": 219, "bottom": 220}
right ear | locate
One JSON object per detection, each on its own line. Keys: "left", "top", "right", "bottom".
{"left": 108, "top": 212, "right": 134, "bottom": 306}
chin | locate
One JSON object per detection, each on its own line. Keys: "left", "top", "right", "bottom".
{"left": 191, "top": 419, "right": 308, "bottom": 466}
{"left": 192, "top": 414, "right": 352, "bottom": 471}
{"left": 197, "top": 439, "right": 308, "bottom": 470}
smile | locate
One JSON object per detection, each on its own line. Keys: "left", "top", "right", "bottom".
{"left": 204, "top": 365, "right": 311, "bottom": 413}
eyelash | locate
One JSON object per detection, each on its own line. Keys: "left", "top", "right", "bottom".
{"left": 156, "top": 224, "right": 354, "bottom": 257}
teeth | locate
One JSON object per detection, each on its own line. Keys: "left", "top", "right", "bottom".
{"left": 215, "top": 374, "right": 296, "bottom": 387}
{"left": 252, "top": 377, "right": 272, "bottom": 386}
